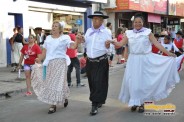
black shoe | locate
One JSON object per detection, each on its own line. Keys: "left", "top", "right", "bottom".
{"left": 138, "top": 104, "right": 144, "bottom": 113}
{"left": 64, "top": 99, "right": 68, "bottom": 107}
{"left": 48, "top": 105, "right": 56, "bottom": 114}
{"left": 131, "top": 105, "right": 138, "bottom": 112}
{"left": 68, "top": 84, "right": 73, "bottom": 88}
{"left": 90, "top": 106, "right": 98, "bottom": 116}
{"left": 76, "top": 83, "right": 85, "bottom": 87}
{"left": 97, "top": 104, "right": 102, "bottom": 108}
{"left": 11, "top": 67, "right": 16, "bottom": 72}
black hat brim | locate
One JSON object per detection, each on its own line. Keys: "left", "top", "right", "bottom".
{"left": 88, "top": 15, "right": 109, "bottom": 19}
{"left": 176, "top": 32, "right": 183, "bottom": 35}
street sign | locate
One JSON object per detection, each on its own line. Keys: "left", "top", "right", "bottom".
{"left": 76, "top": 19, "right": 82, "bottom": 26}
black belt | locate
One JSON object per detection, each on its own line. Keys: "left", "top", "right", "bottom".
{"left": 15, "top": 41, "right": 22, "bottom": 43}
{"left": 88, "top": 54, "right": 108, "bottom": 62}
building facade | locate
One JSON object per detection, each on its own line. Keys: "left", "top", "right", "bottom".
{"left": 102, "top": 0, "right": 184, "bottom": 34}
{"left": 0, "top": 0, "right": 106, "bottom": 67}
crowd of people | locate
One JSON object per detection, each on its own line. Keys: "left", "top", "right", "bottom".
{"left": 8, "top": 11, "right": 184, "bottom": 116}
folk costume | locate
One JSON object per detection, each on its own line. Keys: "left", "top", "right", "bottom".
{"left": 119, "top": 28, "right": 180, "bottom": 107}
{"left": 31, "top": 35, "right": 73, "bottom": 105}
{"left": 85, "top": 11, "right": 111, "bottom": 115}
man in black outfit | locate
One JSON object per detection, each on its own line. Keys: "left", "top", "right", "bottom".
{"left": 84, "top": 11, "right": 111, "bottom": 116}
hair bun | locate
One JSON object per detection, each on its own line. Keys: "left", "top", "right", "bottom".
{"left": 133, "top": 12, "right": 144, "bottom": 21}
{"left": 134, "top": 13, "right": 143, "bottom": 17}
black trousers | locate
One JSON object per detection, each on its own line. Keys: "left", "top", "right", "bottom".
{"left": 86, "top": 57, "right": 109, "bottom": 106}
{"left": 175, "top": 48, "right": 183, "bottom": 57}
{"left": 67, "top": 57, "right": 81, "bottom": 85}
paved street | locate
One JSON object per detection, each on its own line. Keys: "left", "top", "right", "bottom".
{"left": 0, "top": 65, "right": 184, "bottom": 122}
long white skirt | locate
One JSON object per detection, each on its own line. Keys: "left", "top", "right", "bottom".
{"left": 119, "top": 53, "right": 181, "bottom": 107}
{"left": 31, "top": 58, "right": 70, "bottom": 105}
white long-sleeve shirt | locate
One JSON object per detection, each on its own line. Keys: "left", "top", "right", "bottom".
{"left": 84, "top": 27, "right": 112, "bottom": 58}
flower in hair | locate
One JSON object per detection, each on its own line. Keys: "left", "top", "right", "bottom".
{"left": 60, "top": 21, "right": 66, "bottom": 28}
{"left": 131, "top": 16, "right": 134, "bottom": 21}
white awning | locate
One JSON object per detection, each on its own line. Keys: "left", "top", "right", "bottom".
{"left": 28, "top": 11, "right": 53, "bottom": 30}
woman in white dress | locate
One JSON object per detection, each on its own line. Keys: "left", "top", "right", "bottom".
{"left": 110, "top": 13, "right": 180, "bottom": 113}
{"left": 32, "top": 21, "right": 82, "bottom": 114}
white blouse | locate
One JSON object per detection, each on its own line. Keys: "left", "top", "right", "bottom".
{"left": 42, "top": 35, "right": 74, "bottom": 66}
{"left": 126, "top": 28, "right": 152, "bottom": 54}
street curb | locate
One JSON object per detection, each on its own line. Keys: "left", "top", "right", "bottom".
{"left": 0, "top": 63, "right": 126, "bottom": 100}
{"left": 0, "top": 88, "right": 27, "bottom": 100}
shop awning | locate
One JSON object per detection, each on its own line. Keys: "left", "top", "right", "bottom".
{"left": 148, "top": 14, "right": 161, "bottom": 23}
{"left": 28, "top": 0, "right": 107, "bottom": 7}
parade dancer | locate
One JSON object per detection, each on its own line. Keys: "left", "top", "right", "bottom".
{"left": 31, "top": 21, "right": 82, "bottom": 114}
{"left": 110, "top": 13, "right": 180, "bottom": 113}
{"left": 84, "top": 11, "right": 111, "bottom": 116}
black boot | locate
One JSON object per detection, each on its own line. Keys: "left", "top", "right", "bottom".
{"left": 138, "top": 104, "right": 144, "bottom": 113}
{"left": 64, "top": 99, "right": 68, "bottom": 107}
{"left": 97, "top": 103, "right": 102, "bottom": 108}
{"left": 90, "top": 106, "right": 98, "bottom": 116}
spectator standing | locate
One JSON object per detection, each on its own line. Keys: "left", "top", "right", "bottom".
{"left": 115, "top": 28, "right": 123, "bottom": 64}
{"left": 173, "top": 31, "right": 184, "bottom": 56}
{"left": 106, "top": 22, "right": 112, "bottom": 34}
{"left": 11, "top": 26, "right": 28, "bottom": 72}
{"left": 66, "top": 28, "right": 85, "bottom": 87}
{"left": 170, "top": 27, "right": 176, "bottom": 41}
{"left": 79, "top": 52, "right": 87, "bottom": 74}
{"left": 9, "top": 27, "right": 17, "bottom": 69}
{"left": 106, "top": 22, "right": 115, "bottom": 67}
{"left": 17, "top": 34, "right": 41, "bottom": 96}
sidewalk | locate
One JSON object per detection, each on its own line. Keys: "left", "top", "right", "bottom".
{"left": 0, "top": 61, "right": 125, "bottom": 99}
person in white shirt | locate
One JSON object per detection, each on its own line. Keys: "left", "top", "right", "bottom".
{"left": 106, "top": 22, "right": 115, "bottom": 67}
{"left": 106, "top": 22, "right": 112, "bottom": 34}
{"left": 170, "top": 27, "right": 176, "bottom": 41}
{"left": 161, "top": 35, "right": 182, "bottom": 56}
{"left": 32, "top": 21, "right": 83, "bottom": 114}
{"left": 84, "top": 11, "right": 112, "bottom": 116}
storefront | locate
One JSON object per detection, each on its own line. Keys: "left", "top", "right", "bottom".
{"left": 28, "top": 0, "right": 108, "bottom": 33}
{"left": 104, "top": 0, "right": 184, "bottom": 34}
{"left": 0, "top": 0, "right": 29, "bottom": 67}
{"left": 104, "top": 0, "right": 168, "bottom": 33}
{"left": 181, "top": 19, "right": 184, "bottom": 32}
{"left": 168, "top": 0, "right": 184, "bottom": 31}
{"left": 0, "top": 0, "right": 107, "bottom": 67}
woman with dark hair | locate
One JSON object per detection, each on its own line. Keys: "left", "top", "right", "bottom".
{"left": 115, "top": 28, "right": 123, "bottom": 64}
{"left": 152, "top": 33, "right": 160, "bottom": 54}
{"left": 173, "top": 31, "right": 184, "bottom": 56}
{"left": 110, "top": 13, "right": 181, "bottom": 113}
{"left": 161, "top": 35, "right": 182, "bottom": 56}
{"left": 17, "top": 34, "right": 41, "bottom": 96}
{"left": 11, "top": 26, "right": 28, "bottom": 72}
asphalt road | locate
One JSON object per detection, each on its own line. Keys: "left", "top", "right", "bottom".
{"left": 0, "top": 68, "right": 184, "bottom": 122}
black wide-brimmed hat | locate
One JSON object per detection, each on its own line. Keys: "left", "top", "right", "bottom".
{"left": 154, "top": 33, "right": 160, "bottom": 38}
{"left": 176, "top": 31, "right": 183, "bottom": 35}
{"left": 35, "top": 27, "right": 42, "bottom": 30}
{"left": 88, "top": 11, "right": 109, "bottom": 19}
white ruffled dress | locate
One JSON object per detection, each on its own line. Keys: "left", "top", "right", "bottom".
{"left": 118, "top": 28, "right": 180, "bottom": 107}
